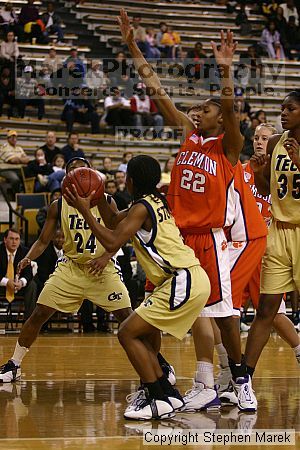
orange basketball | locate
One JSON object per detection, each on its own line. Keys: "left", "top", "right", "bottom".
{"left": 62, "top": 167, "right": 104, "bottom": 207}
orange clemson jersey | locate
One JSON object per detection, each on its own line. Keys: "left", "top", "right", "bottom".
{"left": 243, "top": 161, "right": 272, "bottom": 226}
{"left": 229, "top": 162, "right": 268, "bottom": 241}
{"left": 167, "top": 131, "right": 235, "bottom": 233}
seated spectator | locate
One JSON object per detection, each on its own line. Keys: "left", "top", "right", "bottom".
{"left": 19, "top": 0, "right": 42, "bottom": 43}
{"left": 160, "top": 157, "right": 175, "bottom": 186}
{"left": 36, "top": 189, "right": 61, "bottom": 230}
{"left": 0, "top": 66, "right": 17, "bottom": 118}
{"left": 284, "top": 16, "right": 300, "bottom": 59}
{"left": 103, "top": 87, "right": 131, "bottom": 132}
{"left": 145, "top": 27, "right": 161, "bottom": 59}
{"left": 41, "top": 1, "right": 64, "bottom": 44}
{"left": 131, "top": 84, "right": 163, "bottom": 129}
{"left": 0, "top": 130, "right": 30, "bottom": 198}
{"left": 17, "top": 65, "right": 45, "bottom": 120}
{"left": 235, "top": 89, "right": 251, "bottom": 127}
{"left": 107, "top": 52, "right": 135, "bottom": 97}
{"left": 42, "top": 48, "right": 63, "bottom": 75}
{"left": 41, "top": 153, "right": 66, "bottom": 193}
{"left": 101, "top": 157, "right": 116, "bottom": 180}
{"left": 105, "top": 179, "right": 118, "bottom": 196}
{"left": 25, "top": 148, "right": 53, "bottom": 192}
{"left": 273, "top": 6, "right": 287, "bottom": 39}
{"left": 39, "top": 131, "right": 61, "bottom": 163}
{"left": 255, "top": 109, "right": 267, "bottom": 124}
{"left": 262, "top": 1, "right": 279, "bottom": 18}
{"left": 61, "top": 132, "right": 85, "bottom": 163}
{"left": 280, "top": 0, "right": 299, "bottom": 25}
{"left": 156, "top": 22, "right": 168, "bottom": 56}
{"left": 61, "top": 89, "right": 100, "bottom": 134}
{"left": 132, "top": 14, "right": 147, "bottom": 54}
{"left": 118, "top": 152, "right": 133, "bottom": 173}
{"left": 186, "top": 42, "right": 207, "bottom": 81}
{"left": 260, "top": 20, "right": 285, "bottom": 59}
{"left": 52, "top": 153, "right": 65, "bottom": 172}
{"left": 86, "top": 60, "right": 108, "bottom": 91}
{"left": 0, "top": 31, "right": 19, "bottom": 64}
{"left": 63, "top": 48, "right": 86, "bottom": 78}
{"left": 160, "top": 25, "right": 181, "bottom": 59}
{"left": 0, "top": 2, "right": 22, "bottom": 40}
{"left": 0, "top": 228, "right": 37, "bottom": 320}
{"left": 235, "top": 3, "right": 252, "bottom": 36}
{"left": 115, "top": 170, "right": 131, "bottom": 207}
{"left": 105, "top": 178, "right": 128, "bottom": 210}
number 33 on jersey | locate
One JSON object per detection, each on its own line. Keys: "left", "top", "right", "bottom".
{"left": 167, "top": 132, "right": 235, "bottom": 233}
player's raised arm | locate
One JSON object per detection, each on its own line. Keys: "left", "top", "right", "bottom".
{"left": 17, "top": 201, "right": 59, "bottom": 275}
{"left": 117, "top": 9, "right": 194, "bottom": 130}
{"left": 211, "top": 30, "right": 244, "bottom": 165}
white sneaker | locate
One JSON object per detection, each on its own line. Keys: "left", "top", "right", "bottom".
{"left": 215, "top": 365, "right": 232, "bottom": 393}
{"left": 0, "top": 360, "right": 21, "bottom": 383}
{"left": 124, "top": 397, "right": 175, "bottom": 420}
{"left": 240, "top": 322, "right": 250, "bottom": 332}
{"left": 125, "top": 389, "right": 146, "bottom": 414}
{"left": 233, "top": 375, "right": 257, "bottom": 412}
{"left": 167, "top": 388, "right": 185, "bottom": 411}
{"left": 219, "top": 381, "right": 238, "bottom": 406}
{"left": 183, "top": 382, "right": 221, "bottom": 412}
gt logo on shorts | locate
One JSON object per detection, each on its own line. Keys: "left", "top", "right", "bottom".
{"left": 108, "top": 292, "right": 123, "bottom": 301}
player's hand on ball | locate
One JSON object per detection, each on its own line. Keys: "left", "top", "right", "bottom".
{"left": 88, "top": 252, "right": 113, "bottom": 276}
{"left": 17, "top": 257, "right": 31, "bottom": 275}
{"left": 250, "top": 153, "right": 270, "bottom": 172}
{"left": 284, "top": 138, "right": 300, "bottom": 169}
{"left": 117, "top": 9, "right": 134, "bottom": 45}
{"left": 64, "top": 184, "right": 95, "bottom": 212}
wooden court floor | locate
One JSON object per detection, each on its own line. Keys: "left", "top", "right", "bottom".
{"left": 0, "top": 333, "right": 299, "bottom": 450}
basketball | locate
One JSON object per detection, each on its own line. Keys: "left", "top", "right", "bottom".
{"left": 62, "top": 167, "right": 104, "bottom": 207}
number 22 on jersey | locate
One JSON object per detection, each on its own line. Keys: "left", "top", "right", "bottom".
{"left": 180, "top": 169, "right": 206, "bottom": 193}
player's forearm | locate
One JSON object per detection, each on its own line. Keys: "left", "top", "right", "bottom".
{"left": 254, "top": 171, "right": 270, "bottom": 196}
{"left": 127, "top": 40, "right": 162, "bottom": 92}
{"left": 25, "top": 239, "right": 49, "bottom": 261}
{"left": 83, "top": 207, "right": 120, "bottom": 253}
{"left": 98, "top": 197, "right": 120, "bottom": 229}
{"left": 219, "top": 64, "right": 234, "bottom": 113}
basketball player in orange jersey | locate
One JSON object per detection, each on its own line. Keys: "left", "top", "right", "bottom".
{"left": 118, "top": 9, "right": 256, "bottom": 412}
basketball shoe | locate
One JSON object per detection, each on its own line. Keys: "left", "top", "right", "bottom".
{"left": 0, "top": 360, "right": 21, "bottom": 383}
{"left": 219, "top": 381, "right": 238, "bottom": 406}
{"left": 215, "top": 365, "right": 232, "bottom": 394}
{"left": 232, "top": 375, "right": 257, "bottom": 412}
{"left": 126, "top": 387, "right": 184, "bottom": 413}
{"left": 183, "top": 382, "right": 221, "bottom": 412}
{"left": 124, "top": 395, "right": 175, "bottom": 420}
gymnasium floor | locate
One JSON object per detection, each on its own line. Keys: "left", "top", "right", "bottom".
{"left": 0, "top": 333, "right": 299, "bottom": 450}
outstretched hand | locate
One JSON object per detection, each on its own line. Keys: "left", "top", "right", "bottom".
{"left": 250, "top": 153, "right": 270, "bottom": 173}
{"left": 64, "top": 184, "right": 94, "bottom": 213}
{"left": 117, "top": 8, "right": 134, "bottom": 45}
{"left": 211, "top": 30, "right": 237, "bottom": 67}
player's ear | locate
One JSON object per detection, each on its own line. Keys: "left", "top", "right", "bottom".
{"left": 218, "top": 114, "right": 223, "bottom": 125}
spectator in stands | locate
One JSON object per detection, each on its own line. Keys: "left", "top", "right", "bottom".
{"left": 36, "top": 189, "right": 61, "bottom": 230}
{"left": 145, "top": 27, "right": 161, "bottom": 59}
{"left": 284, "top": 16, "right": 300, "bottom": 59}
{"left": 61, "top": 88, "right": 100, "bottom": 134}
{"left": 273, "top": 6, "right": 287, "bottom": 38}
{"left": 107, "top": 52, "right": 134, "bottom": 97}
{"left": 105, "top": 179, "right": 118, "bottom": 196}
{"left": 52, "top": 153, "right": 65, "bottom": 172}
{"left": 0, "top": 67, "right": 17, "bottom": 118}
{"left": 114, "top": 170, "right": 131, "bottom": 207}
{"left": 39, "top": 131, "right": 61, "bottom": 163}
{"left": 132, "top": 14, "right": 147, "bottom": 54}
{"left": 25, "top": 148, "right": 53, "bottom": 192}
{"left": 35, "top": 153, "right": 66, "bottom": 193}
{"left": 0, "top": 228, "right": 37, "bottom": 320}
{"left": 41, "top": 1, "right": 64, "bottom": 45}
{"left": 103, "top": 87, "right": 131, "bottom": 132}
{"left": 0, "top": 130, "right": 30, "bottom": 198}
{"left": 262, "top": 1, "right": 279, "bottom": 18}
{"left": 186, "top": 42, "right": 207, "bottom": 81}
{"left": 19, "top": 0, "right": 42, "bottom": 43}
{"left": 260, "top": 20, "right": 285, "bottom": 59}
{"left": 280, "top": 0, "right": 299, "bottom": 25}
{"left": 156, "top": 22, "right": 168, "bottom": 56}
{"left": 160, "top": 157, "right": 175, "bottom": 186}
{"left": 17, "top": 65, "right": 45, "bottom": 120}
{"left": 101, "top": 157, "right": 116, "bottom": 180}
{"left": 61, "top": 132, "right": 85, "bottom": 163}
{"left": 160, "top": 25, "right": 181, "bottom": 59}
{"left": 130, "top": 84, "right": 164, "bottom": 129}
{"left": 0, "top": 31, "right": 19, "bottom": 64}
{"left": 235, "top": 88, "right": 251, "bottom": 126}
{"left": 0, "top": 2, "right": 22, "bottom": 40}
{"left": 235, "top": 3, "right": 252, "bottom": 35}
{"left": 63, "top": 48, "right": 86, "bottom": 78}
{"left": 118, "top": 152, "right": 133, "bottom": 173}
{"left": 86, "top": 60, "right": 108, "bottom": 91}
{"left": 255, "top": 109, "right": 267, "bottom": 124}
{"left": 236, "top": 45, "right": 263, "bottom": 90}
{"left": 42, "top": 48, "right": 63, "bottom": 75}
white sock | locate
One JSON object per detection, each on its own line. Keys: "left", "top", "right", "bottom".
{"left": 292, "top": 343, "right": 300, "bottom": 357}
{"left": 215, "top": 343, "right": 229, "bottom": 368}
{"left": 195, "top": 361, "right": 214, "bottom": 388}
{"left": 12, "top": 341, "right": 29, "bottom": 366}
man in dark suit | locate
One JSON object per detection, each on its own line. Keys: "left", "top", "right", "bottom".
{"left": 0, "top": 229, "right": 37, "bottom": 320}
